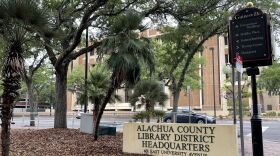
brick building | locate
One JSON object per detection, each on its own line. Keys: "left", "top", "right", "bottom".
{"left": 66, "top": 29, "right": 279, "bottom": 115}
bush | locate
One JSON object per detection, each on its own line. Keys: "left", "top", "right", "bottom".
{"left": 133, "top": 112, "right": 149, "bottom": 122}
{"left": 264, "top": 111, "right": 277, "bottom": 117}
{"left": 151, "top": 110, "right": 165, "bottom": 123}
{"left": 244, "top": 111, "right": 251, "bottom": 117}
{"left": 151, "top": 110, "right": 165, "bottom": 118}
{"left": 132, "top": 110, "right": 166, "bottom": 123}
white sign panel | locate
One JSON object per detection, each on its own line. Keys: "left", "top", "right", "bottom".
{"left": 123, "top": 123, "right": 238, "bottom": 156}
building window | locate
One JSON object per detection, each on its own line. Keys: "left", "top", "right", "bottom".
{"left": 267, "top": 105, "right": 272, "bottom": 111}
{"left": 225, "top": 54, "right": 229, "bottom": 64}
{"left": 124, "top": 88, "right": 131, "bottom": 103}
{"left": 224, "top": 36, "right": 228, "bottom": 45}
{"left": 90, "top": 49, "right": 94, "bottom": 56}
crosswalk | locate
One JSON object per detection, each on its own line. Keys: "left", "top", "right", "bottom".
{"left": 246, "top": 126, "right": 269, "bottom": 137}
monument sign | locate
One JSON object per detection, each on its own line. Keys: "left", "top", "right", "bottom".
{"left": 123, "top": 123, "right": 237, "bottom": 156}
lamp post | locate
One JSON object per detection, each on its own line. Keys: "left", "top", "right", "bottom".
{"left": 210, "top": 47, "right": 216, "bottom": 118}
{"left": 84, "top": 28, "right": 89, "bottom": 113}
{"left": 50, "top": 67, "right": 54, "bottom": 116}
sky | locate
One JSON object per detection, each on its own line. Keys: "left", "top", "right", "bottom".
{"left": 276, "top": 42, "right": 280, "bottom": 57}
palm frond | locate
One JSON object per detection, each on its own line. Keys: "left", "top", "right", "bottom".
{"left": 0, "top": 0, "right": 52, "bottom": 39}
{"left": 129, "top": 79, "right": 168, "bottom": 109}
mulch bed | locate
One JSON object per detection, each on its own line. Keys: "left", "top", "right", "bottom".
{"left": 4, "top": 129, "right": 147, "bottom": 156}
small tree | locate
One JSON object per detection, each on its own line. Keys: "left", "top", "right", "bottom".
{"left": 94, "top": 11, "right": 155, "bottom": 140}
{"left": 222, "top": 65, "right": 251, "bottom": 116}
{"left": 68, "top": 65, "right": 120, "bottom": 133}
{"left": 83, "top": 65, "right": 121, "bottom": 129}
{"left": 129, "top": 80, "right": 168, "bottom": 122}
{"left": 23, "top": 53, "right": 48, "bottom": 126}
{"left": 259, "top": 61, "right": 280, "bottom": 95}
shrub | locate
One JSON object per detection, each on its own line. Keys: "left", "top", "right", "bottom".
{"left": 244, "top": 111, "right": 251, "bottom": 117}
{"left": 265, "top": 111, "right": 277, "bottom": 117}
{"left": 132, "top": 110, "right": 166, "bottom": 123}
{"left": 133, "top": 112, "right": 149, "bottom": 122}
{"left": 151, "top": 110, "right": 165, "bottom": 123}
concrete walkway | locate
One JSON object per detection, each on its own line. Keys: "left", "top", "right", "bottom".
{"left": 241, "top": 139, "right": 280, "bottom": 156}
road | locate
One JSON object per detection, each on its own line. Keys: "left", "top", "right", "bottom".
{"left": 10, "top": 115, "right": 280, "bottom": 143}
{"left": 217, "top": 119, "right": 280, "bottom": 143}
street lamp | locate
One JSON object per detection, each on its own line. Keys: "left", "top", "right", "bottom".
{"left": 50, "top": 67, "right": 55, "bottom": 116}
{"left": 210, "top": 47, "right": 216, "bottom": 118}
{"left": 84, "top": 28, "right": 89, "bottom": 113}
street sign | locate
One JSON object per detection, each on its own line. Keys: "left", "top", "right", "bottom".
{"left": 236, "top": 53, "right": 243, "bottom": 73}
{"left": 229, "top": 7, "right": 272, "bottom": 67}
{"left": 186, "top": 85, "right": 191, "bottom": 94}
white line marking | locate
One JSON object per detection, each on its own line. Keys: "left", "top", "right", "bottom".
{"left": 246, "top": 126, "right": 269, "bottom": 137}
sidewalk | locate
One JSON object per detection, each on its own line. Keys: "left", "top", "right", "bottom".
{"left": 241, "top": 138, "right": 280, "bottom": 156}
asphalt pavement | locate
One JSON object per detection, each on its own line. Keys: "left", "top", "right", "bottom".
{"left": 217, "top": 119, "right": 280, "bottom": 143}
{"left": 10, "top": 115, "right": 280, "bottom": 142}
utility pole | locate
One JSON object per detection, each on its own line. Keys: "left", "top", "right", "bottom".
{"left": 237, "top": 62, "right": 245, "bottom": 156}
{"left": 232, "top": 66, "right": 237, "bottom": 124}
{"left": 210, "top": 47, "right": 216, "bottom": 118}
{"left": 84, "top": 28, "right": 89, "bottom": 113}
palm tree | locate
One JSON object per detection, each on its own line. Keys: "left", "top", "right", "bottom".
{"left": 87, "top": 66, "right": 121, "bottom": 128}
{"left": 68, "top": 64, "right": 121, "bottom": 132}
{"left": 0, "top": 1, "right": 49, "bottom": 155}
{"left": 130, "top": 80, "right": 168, "bottom": 122}
{"left": 93, "top": 11, "right": 155, "bottom": 140}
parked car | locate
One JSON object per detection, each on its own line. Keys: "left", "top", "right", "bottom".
{"left": 163, "top": 108, "right": 216, "bottom": 124}
{"left": 73, "top": 109, "right": 82, "bottom": 119}
{"left": 74, "top": 109, "right": 90, "bottom": 119}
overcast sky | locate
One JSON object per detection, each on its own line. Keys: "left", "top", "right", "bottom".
{"left": 276, "top": 42, "right": 280, "bottom": 57}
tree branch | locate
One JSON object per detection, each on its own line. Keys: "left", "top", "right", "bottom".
{"left": 68, "top": 41, "right": 101, "bottom": 61}
{"left": 42, "top": 37, "right": 57, "bottom": 66}
{"left": 225, "top": 85, "right": 233, "bottom": 94}
{"left": 31, "top": 54, "right": 48, "bottom": 76}
{"left": 99, "top": 0, "right": 137, "bottom": 16}
{"left": 22, "top": 68, "right": 31, "bottom": 84}
{"left": 176, "top": 25, "right": 223, "bottom": 93}
{"left": 56, "top": 0, "right": 108, "bottom": 66}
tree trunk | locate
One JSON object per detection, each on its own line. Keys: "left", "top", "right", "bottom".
{"left": 1, "top": 97, "right": 13, "bottom": 156}
{"left": 1, "top": 41, "right": 24, "bottom": 156}
{"left": 259, "top": 92, "right": 265, "bottom": 113}
{"left": 93, "top": 84, "right": 115, "bottom": 140}
{"left": 145, "top": 102, "right": 152, "bottom": 123}
{"left": 54, "top": 66, "right": 68, "bottom": 128}
{"left": 172, "top": 90, "right": 180, "bottom": 123}
{"left": 26, "top": 80, "right": 35, "bottom": 126}
{"left": 92, "top": 98, "right": 100, "bottom": 136}
{"left": 171, "top": 49, "right": 197, "bottom": 123}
